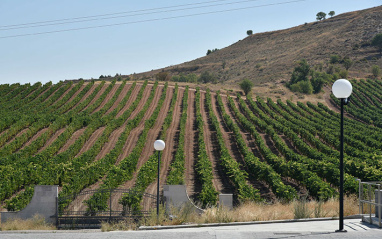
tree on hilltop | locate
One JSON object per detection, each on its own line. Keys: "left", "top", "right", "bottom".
{"left": 316, "top": 12, "right": 326, "bottom": 21}
{"left": 328, "top": 11, "right": 335, "bottom": 18}
{"left": 247, "top": 30, "right": 253, "bottom": 36}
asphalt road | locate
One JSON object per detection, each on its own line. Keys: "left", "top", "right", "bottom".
{"left": 0, "top": 219, "right": 380, "bottom": 239}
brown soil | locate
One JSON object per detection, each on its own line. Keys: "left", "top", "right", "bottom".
{"left": 184, "top": 89, "right": 198, "bottom": 198}
{"left": 219, "top": 94, "right": 275, "bottom": 201}
{"left": 114, "top": 84, "right": 155, "bottom": 163}
{"left": 0, "top": 128, "right": 9, "bottom": 140}
{"left": 3, "top": 128, "right": 30, "bottom": 147}
{"left": 41, "top": 83, "right": 67, "bottom": 105}
{"left": 73, "top": 84, "right": 149, "bottom": 159}
{"left": 81, "top": 83, "right": 109, "bottom": 112}
{"left": 70, "top": 83, "right": 97, "bottom": 112}
{"left": 19, "top": 128, "right": 49, "bottom": 150}
{"left": 118, "top": 85, "right": 170, "bottom": 181}
{"left": 92, "top": 82, "right": 119, "bottom": 114}
{"left": 104, "top": 83, "right": 131, "bottom": 116}
{"left": 115, "top": 83, "right": 141, "bottom": 118}
{"left": 136, "top": 6, "right": 382, "bottom": 85}
{"left": 111, "top": 86, "right": 173, "bottom": 210}
{"left": 205, "top": 92, "right": 236, "bottom": 195}
{"left": 280, "top": 135, "right": 301, "bottom": 154}
{"left": 60, "top": 84, "right": 87, "bottom": 113}
{"left": 37, "top": 127, "right": 66, "bottom": 153}
{"left": 144, "top": 87, "right": 184, "bottom": 207}
{"left": 53, "top": 84, "right": 75, "bottom": 106}
{"left": 75, "top": 127, "right": 105, "bottom": 158}
{"left": 281, "top": 177, "right": 311, "bottom": 200}
{"left": 57, "top": 128, "right": 86, "bottom": 154}
{"left": 69, "top": 83, "right": 163, "bottom": 209}
{"left": 66, "top": 176, "right": 107, "bottom": 212}
{"left": 230, "top": 97, "right": 264, "bottom": 161}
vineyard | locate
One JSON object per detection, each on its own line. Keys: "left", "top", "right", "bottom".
{"left": 1, "top": 79, "right": 382, "bottom": 212}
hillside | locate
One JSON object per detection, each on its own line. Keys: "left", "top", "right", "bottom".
{"left": 1, "top": 79, "right": 382, "bottom": 215}
{"left": 133, "top": 6, "right": 382, "bottom": 85}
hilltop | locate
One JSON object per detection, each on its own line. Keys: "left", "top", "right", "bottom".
{"left": 131, "top": 6, "right": 382, "bottom": 85}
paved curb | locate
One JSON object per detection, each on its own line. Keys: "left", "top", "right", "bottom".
{"left": 138, "top": 215, "right": 363, "bottom": 231}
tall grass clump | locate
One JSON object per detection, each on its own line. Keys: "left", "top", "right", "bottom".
{"left": 100, "top": 196, "right": 359, "bottom": 231}
{"left": 0, "top": 214, "right": 55, "bottom": 231}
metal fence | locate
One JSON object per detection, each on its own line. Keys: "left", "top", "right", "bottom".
{"left": 357, "top": 179, "right": 382, "bottom": 228}
{"left": 57, "top": 188, "right": 157, "bottom": 229}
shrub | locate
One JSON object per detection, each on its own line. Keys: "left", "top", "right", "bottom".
{"left": 199, "top": 71, "right": 218, "bottom": 84}
{"left": 239, "top": 79, "right": 253, "bottom": 96}
{"left": 372, "top": 65, "right": 381, "bottom": 78}
{"left": 206, "top": 48, "right": 219, "bottom": 56}
{"left": 343, "top": 58, "right": 353, "bottom": 70}
{"left": 290, "top": 80, "right": 313, "bottom": 94}
{"left": 247, "top": 30, "right": 253, "bottom": 35}
{"left": 339, "top": 69, "right": 348, "bottom": 79}
{"left": 155, "top": 72, "right": 170, "bottom": 81}
{"left": 330, "top": 54, "right": 341, "bottom": 64}
{"left": 371, "top": 33, "right": 382, "bottom": 54}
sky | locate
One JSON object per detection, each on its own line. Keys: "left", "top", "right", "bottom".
{"left": 0, "top": 0, "right": 380, "bottom": 85}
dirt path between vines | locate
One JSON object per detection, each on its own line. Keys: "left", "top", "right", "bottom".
{"left": 69, "top": 83, "right": 97, "bottom": 112}
{"left": 184, "top": 89, "right": 198, "bottom": 199}
{"left": 20, "top": 128, "right": 49, "bottom": 150}
{"left": 144, "top": 88, "right": 184, "bottom": 209}
{"left": 43, "top": 83, "right": 72, "bottom": 106}
{"left": 70, "top": 85, "right": 169, "bottom": 212}
{"left": 57, "top": 128, "right": 86, "bottom": 154}
{"left": 81, "top": 83, "right": 108, "bottom": 112}
{"left": 203, "top": 92, "right": 235, "bottom": 195}
{"left": 74, "top": 84, "right": 149, "bottom": 158}
{"left": 220, "top": 95, "right": 275, "bottom": 201}
{"left": 116, "top": 85, "right": 172, "bottom": 191}
{"left": 59, "top": 84, "right": 87, "bottom": 113}
{"left": 104, "top": 83, "right": 131, "bottom": 116}
{"left": 37, "top": 128, "right": 66, "bottom": 153}
{"left": 92, "top": 82, "right": 119, "bottom": 114}
{"left": 94, "top": 84, "right": 156, "bottom": 161}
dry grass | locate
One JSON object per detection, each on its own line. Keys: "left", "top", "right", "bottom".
{"left": 101, "top": 195, "right": 359, "bottom": 231}
{"left": 0, "top": 214, "right": 55, "bottom": 231}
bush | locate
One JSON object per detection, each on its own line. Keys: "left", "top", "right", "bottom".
{"left": 289, "top": 59, "right": 310, "bottom": 86}
{"left": 372, "top": 65, "right": 381, "bottom": 78}
{"left": 371, "top": 33, "right": 382, "bottom": 54}
{"left": 343, "top": 58, "right": 353, "bottom": 70}
{"left": 155, "top": 72, "right": 170, "bottom": 81}
{"left": 199, "top": 71, "right": 218, "bottom": 84}
{"left": 330, "top": 54, "right": 341, "bottom": 64}
{"left": 290, "top": 80, "right": 313, "bottom": 94}
{"left": 239, "top": 79, "right": 253, "bottom": 96}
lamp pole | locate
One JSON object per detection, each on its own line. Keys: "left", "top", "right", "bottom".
{"left": 154, "top": 140, "right": 165, "bottom": 219}
{"left": 157, "top": 150, "right": 160, "bottom": 216}
{"left": 338, "top": 98, "right": 345, "bottom": 232}
{"left": 332, "top": 79, "right": 352, "bottom": 233}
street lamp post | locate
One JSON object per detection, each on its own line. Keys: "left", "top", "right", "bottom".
{"left": 332, "top": 79, "right": 352, "bottom": 233}
{"left": 154, "top": 140, "right": 165, "bottom": 218}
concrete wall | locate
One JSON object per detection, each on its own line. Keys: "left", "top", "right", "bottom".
{"left": 1, "top": 185, "right": 58, "bottom": 224}
{"left": 163, "top": 185, "right": 233, "bottom": 214}
{"left": 219, "top": 194, "right": 233, "bottom": 210}
{"left": 163, "top": 185, "right": 204, "bottom": 214}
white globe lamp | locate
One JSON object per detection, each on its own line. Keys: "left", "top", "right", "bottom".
{"left": 332, "top": 79, "right": 352, "bottom": 99}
